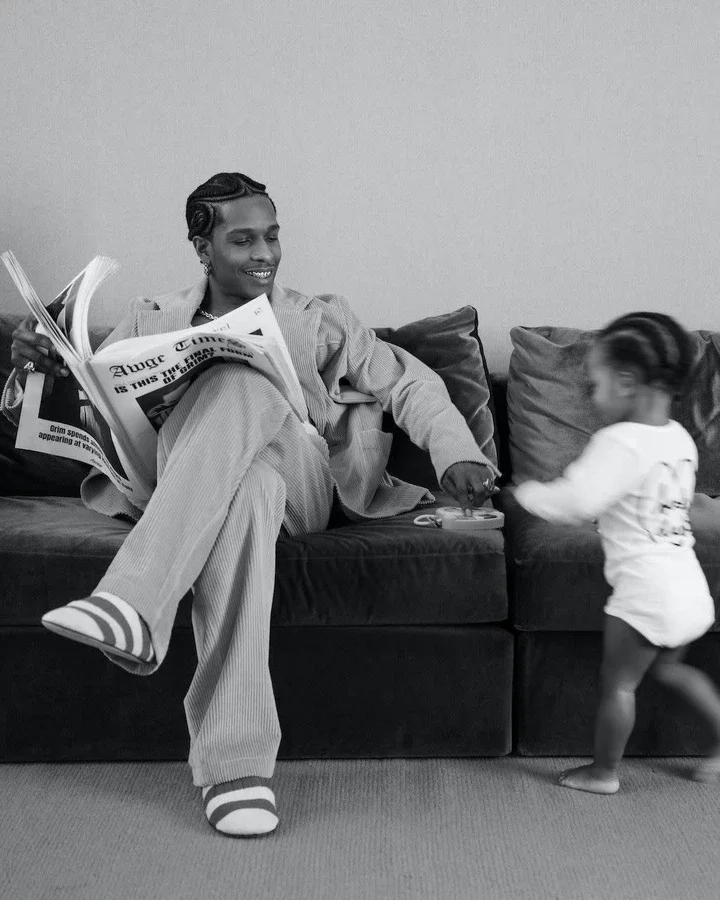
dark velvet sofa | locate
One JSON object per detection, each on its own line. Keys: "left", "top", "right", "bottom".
{"left": 0, "top": 308, "right": 512, "bottom": 763}
{"left": 3, "top": 310, "right": 719, "bottom": 764}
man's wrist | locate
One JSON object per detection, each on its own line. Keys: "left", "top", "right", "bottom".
{"left": 453, "top": 460, "right": 496, "bottom": 478}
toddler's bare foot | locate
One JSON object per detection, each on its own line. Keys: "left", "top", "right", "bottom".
{"left": 692, "top": 751, "right": 720, "bottom": 784}
{"left": 558, "top": 764, "right": 619, "bottom": 795}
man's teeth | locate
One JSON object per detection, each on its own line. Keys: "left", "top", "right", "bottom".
{"left": 245, "top": 269, "right": 272, "bottom": 278}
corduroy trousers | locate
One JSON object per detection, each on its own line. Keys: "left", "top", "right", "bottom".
{"left": 94, "top": 365, "right": 335, "bottom": 786}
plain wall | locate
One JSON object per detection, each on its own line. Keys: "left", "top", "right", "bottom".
{"left": 2, "top": 0, "right": 718, "bottom": 372}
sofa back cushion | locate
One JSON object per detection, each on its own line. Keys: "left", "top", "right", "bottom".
{"left": 507, "top": 325, "right": 720, "bottom": 496}
{"left": 376, "top": 305, "right": 498, "bottom": 489}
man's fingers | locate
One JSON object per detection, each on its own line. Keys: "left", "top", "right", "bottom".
{"left": 16, "top": 332, "right": 56, "bottom": 357}
{"left": 444, "top": 473, "right": 473, "bottom": 515}
{"left": 462, "top": 472, "right": 493, "bottom": 513}
{"left": 12, "top": 344, "right": 68, "bottom": 377}
{"left": 12, "top": 330, "right": 68, "bottom": 376}
{"left": 13, "top": 343, "right": 51, "bottom": 369}
{"left": 14, "top": 316, "right": 55, "bottom": 353}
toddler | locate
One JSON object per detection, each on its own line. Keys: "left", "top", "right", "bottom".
{"left": 514, "top": 312, "right": 720, "bottom": 794}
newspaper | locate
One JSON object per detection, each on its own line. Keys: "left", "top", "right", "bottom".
{"left": 2, "top": 251, "right": 309, "bottom": 506}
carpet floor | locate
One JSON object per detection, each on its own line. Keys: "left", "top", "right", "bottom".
{"left": 1, "top": 757, "right": 719, "bottom": 900}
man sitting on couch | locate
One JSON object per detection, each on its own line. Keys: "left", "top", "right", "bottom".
{"left": 4, "top": 172, "right": 499, "bottom": 837}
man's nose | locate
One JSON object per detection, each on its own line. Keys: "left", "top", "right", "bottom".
{"left": 251, "top": 240, "right": 274, "bottom": 261}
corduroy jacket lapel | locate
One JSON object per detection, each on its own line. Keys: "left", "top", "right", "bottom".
{"left": 270, "top": 284, "right": 328, "bottom": 430}
{"left": 135, "top": 280, "right": 207, "bottom": 338}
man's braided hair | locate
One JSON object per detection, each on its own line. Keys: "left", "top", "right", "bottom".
{"left": 185, "top": 172, "right": 276, "bottom": 241}
{"left": 597, "top": 312, "right": 694, "bottom": 398}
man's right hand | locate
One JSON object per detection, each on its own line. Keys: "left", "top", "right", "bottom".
{"left": 10, "top": 315, "right": 69, "bottom": 385}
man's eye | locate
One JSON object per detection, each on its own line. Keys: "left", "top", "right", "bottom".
{"left": 232, "top": 240, "right": 250, "bottom": 246}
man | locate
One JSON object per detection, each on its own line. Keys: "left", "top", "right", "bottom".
{"left": 7, "top": 172, "right": 499, "bottom": 836}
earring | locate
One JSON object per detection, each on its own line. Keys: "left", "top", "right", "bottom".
{"left": 202, "top": 260, "right": 212, "bottom": 276}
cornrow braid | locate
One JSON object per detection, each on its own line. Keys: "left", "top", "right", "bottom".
{"left": 185, "top": 172, "right": 276, "bottom": 241}
{"left": 597, "top": 312, "right": 694, "bottom": 397}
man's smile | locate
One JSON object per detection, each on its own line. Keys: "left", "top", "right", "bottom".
{"left": 242, "top": 267, "right": 275, "bottom": 283}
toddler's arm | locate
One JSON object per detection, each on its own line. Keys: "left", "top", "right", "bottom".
{"left": 513, "top": 430, "right": 640, "bottom": 524}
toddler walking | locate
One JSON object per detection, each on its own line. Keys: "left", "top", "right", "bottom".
{"left": 514, "top": 312, "right": 720, "bottom": 794}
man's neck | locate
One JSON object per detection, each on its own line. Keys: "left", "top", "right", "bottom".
{"left": 203, "top": 284, "right": 255, "bottom": 317}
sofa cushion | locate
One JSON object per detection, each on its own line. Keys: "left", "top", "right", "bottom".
{"left": 498, "top": 488, "right": 720, "bottom": 631}
{"left": 507, "top": 325, "right": 720, "bottom": 496}
{"left": 506, "top": 326, "right": 600, "bottom": 489}
{"left": 376, "top": 306, "right": 498, "bottom": 489}
{"left": 0, "top": 494, "right": 508, "bottom": 627}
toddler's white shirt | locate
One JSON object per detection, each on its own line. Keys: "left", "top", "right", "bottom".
{"left": 515, "top": 420, "right": 715, "bottom": 646}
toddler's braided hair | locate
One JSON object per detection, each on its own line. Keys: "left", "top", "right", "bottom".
{"left": 597, "top": 312, "right": 694, "bottom": 397}
{"left": 185, "top": 172, "right": 276, "bottom": 241}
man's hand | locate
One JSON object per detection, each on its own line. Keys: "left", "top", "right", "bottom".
{"left": 441, "top": 461, "right": 498, "bottom": 515}
{"left": 10, "top": 315, "right": 69, "bottom": 386}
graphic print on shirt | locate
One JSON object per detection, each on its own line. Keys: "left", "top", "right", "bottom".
{"left": 636, "top": 458, "right": 695, "bottom": 546}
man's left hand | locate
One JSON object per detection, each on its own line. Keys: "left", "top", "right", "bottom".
{"left": 441, "top": 462, "right": 498, "bottom": 515}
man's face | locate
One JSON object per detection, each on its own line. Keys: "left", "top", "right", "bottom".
{"left": 204, "top": 195, "right": 281, "bottom": 301}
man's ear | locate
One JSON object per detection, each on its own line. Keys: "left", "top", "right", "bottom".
{"left": 192, "top": 236, "right": 210, "bottom": 260}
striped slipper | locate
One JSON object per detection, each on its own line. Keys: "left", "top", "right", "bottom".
{"left": 203, "top": 777, "right": 279, "bottom": 837}
{"left": 41, "top": 593, "right": 154, "bottom": 664}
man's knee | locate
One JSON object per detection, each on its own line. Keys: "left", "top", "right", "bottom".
{"left": 188, "top": 365, "right": 287, "bottom": 405}
{"left": 157, "top": 365, "right": 290, "bottom": 454}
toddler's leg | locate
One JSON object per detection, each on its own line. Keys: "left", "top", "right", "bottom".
{"left": 650, "top": 646, "right": 720, "bottom": 782}
{"left": 559, "top": 615, "right": 658, "bottom": 794}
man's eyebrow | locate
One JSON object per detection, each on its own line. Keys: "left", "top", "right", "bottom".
{"left": 226, "top": 225, "right": 280, "bottom": 236}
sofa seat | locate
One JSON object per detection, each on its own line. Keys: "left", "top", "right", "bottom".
{"left": 0, "top": 493, "right": 513, "bottom": 762}
{"left": 497, "top": 488, "right": 720, "bottom": 755}
{"left": 0, "top": 494, "right": 507, "bottom": 627}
